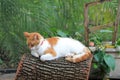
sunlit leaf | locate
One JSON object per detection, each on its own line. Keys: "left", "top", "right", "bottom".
{"left": 93, "top": 63, "right": 98, "bottom": 69}
{"left": 57, "top": 30, "right": 68, "bottom": 37}
{"left": 104, "top": 54, "right": 115, "bottom": 70}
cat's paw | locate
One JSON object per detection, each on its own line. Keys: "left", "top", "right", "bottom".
{"left": 40, "top": 55, "right": 48, "bottom": 61}
{"left": 40, "top": 56, "right": 47, "bottom": 61}
{"left": 65, "top": 53, "right": 75, "bottom": 58}
{"left": 65, "top": 53, "right": 75, "bottom": 62}
{"left": 40, "top": 54, "right": 55, "bottom": 61}
{"left": 31, "top": 52, "right": 39, "bottom": 58}
{"left": 65, "top": 56, "right": 73, "bottom": 62}
{"left": 65, "top": 55, "right": 72, "bottom": 58}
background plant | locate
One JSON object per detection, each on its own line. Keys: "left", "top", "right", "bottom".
{"left": 116, "top": 38, "right": 120, "bottom": 46}
{"left": 92, "top": 49, "right": 115, "bottom": 76}
{"left": 0, "top": 0, "right": 119, "bottom": 68}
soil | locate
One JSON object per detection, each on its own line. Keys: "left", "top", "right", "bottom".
{"left": 0, "top": 73, "right": 15, "bottom": 80}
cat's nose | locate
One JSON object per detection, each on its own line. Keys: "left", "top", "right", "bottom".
{"left": 28, "top": 44, "right": 34, "bottom": 49}
{"left": 31, "top": 44, "right": 34, "bottom": 47}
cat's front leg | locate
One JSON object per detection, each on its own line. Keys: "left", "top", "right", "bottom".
{"left": 31, "top": 51, "right": 39, "bottom": 58}
{"left": 40, "top": 54, "right": 56, "bottom": 61}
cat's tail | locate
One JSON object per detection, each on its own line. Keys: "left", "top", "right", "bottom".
{"left": 65, "top": 47, "right": 92, "bottom": 63}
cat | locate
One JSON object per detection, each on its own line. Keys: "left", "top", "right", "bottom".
{"left": 24, "top": 32, "right": 91, "bottom": 63}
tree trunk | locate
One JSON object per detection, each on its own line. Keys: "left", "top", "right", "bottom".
{"left": 15, "top": 54, "right": 92, "bottom": 80}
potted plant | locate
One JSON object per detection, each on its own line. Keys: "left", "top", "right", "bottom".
{"left": 89, "top": 46, "right": 116, "bottom": 80}
{"left": 89, "top": 36, "right": 102, "bottom": 52}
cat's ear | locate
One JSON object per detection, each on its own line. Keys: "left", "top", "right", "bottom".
{"left": 34, "top": 33, "right": 40, "bottom": 40}
{"left": 24, "top": 32, "right": 30, "bottom": 38}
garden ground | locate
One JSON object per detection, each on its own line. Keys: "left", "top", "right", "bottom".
{"left": 0, "top": 73, "right": 119, "bottom": 80}
{"left": 0, "top": 73, "right": 15, "bottom": 80}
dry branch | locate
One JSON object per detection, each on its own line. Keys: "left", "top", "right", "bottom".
{"left": 89, "top": 22, "right": 113, "bottom": 32}
{"left": 83, "top": 0, "right": 120, "bottom": 45}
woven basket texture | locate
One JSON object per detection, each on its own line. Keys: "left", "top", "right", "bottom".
{"left": 15, "top": 54, "right": 92, "bottom": 80}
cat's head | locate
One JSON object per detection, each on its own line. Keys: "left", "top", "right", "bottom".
{"left": 24, "top": 32, "right": 43, "bottom": 49}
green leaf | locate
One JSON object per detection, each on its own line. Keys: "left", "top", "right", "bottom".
{"left": 57, "top": 30, "right": 68, "bottom": 37}
{"left": 94, "top": 50, "right": 104, "bottom": 62}
{"left": 104, "top": 54, "right": 115, "bottom": 71}
{"left": 93, "top": 63, "right": 98, "bottom": 69}
{"left": 0, "top": 59, "right": 3, "bottom": 64}
{"left": 116, "top": 38, "right": 120, "bottom": 45}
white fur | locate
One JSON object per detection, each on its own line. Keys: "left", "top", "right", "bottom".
{"left": 30, "top": 37, "right": 87, "bottom": 61}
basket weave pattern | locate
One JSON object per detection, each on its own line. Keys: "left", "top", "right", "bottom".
{"left": 15, "top": 54, "right": 92, "bottom": 80}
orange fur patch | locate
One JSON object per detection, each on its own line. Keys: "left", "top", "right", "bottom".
{"left": 44, "top": 48, "right": 56, "bottom": 56}
{"left": 74, "top": 48, "right": 91, "bottom": 63}
{"left": 46, "top": 37, "right": 59, "bottom": 47}
{"left": 44, "top": 37, "right": 59, "bottom": 57}
{"left": 75, "top": 53, "right": 91, "bottom": 62}
{"left": 65, "top": 48, "right": 92, "bottom": 63}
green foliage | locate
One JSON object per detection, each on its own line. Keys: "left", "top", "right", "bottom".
{"left": 93, "top": 49, "right": 115, "bottom": 75}
{"left": 0, "top": 58, "right": 3, "bottom": 65}
{"left": 89, "top": 34, "right": 102, "bottom": 45}
{"left": 104, "top": 54, "right": 115, "bottom": 70}
{"left": 116, "top": 38, "right": 120, "bottom": 45}
{"left": 89, "top": 0, "right": 118, "bottom": 25}
{"left": 0, "top": 0, "right": 119, "bottom": 68}
{"left": 56, "top": 30, "right": 68, "bottom": 37}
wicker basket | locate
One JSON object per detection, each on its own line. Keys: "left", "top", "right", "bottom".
{"left": 15, "top": 54, "right": 92, "bottom": 80}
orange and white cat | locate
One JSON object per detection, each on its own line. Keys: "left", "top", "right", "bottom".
{"left": 24, "top": 32, "right": 91, "bottom": 63}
